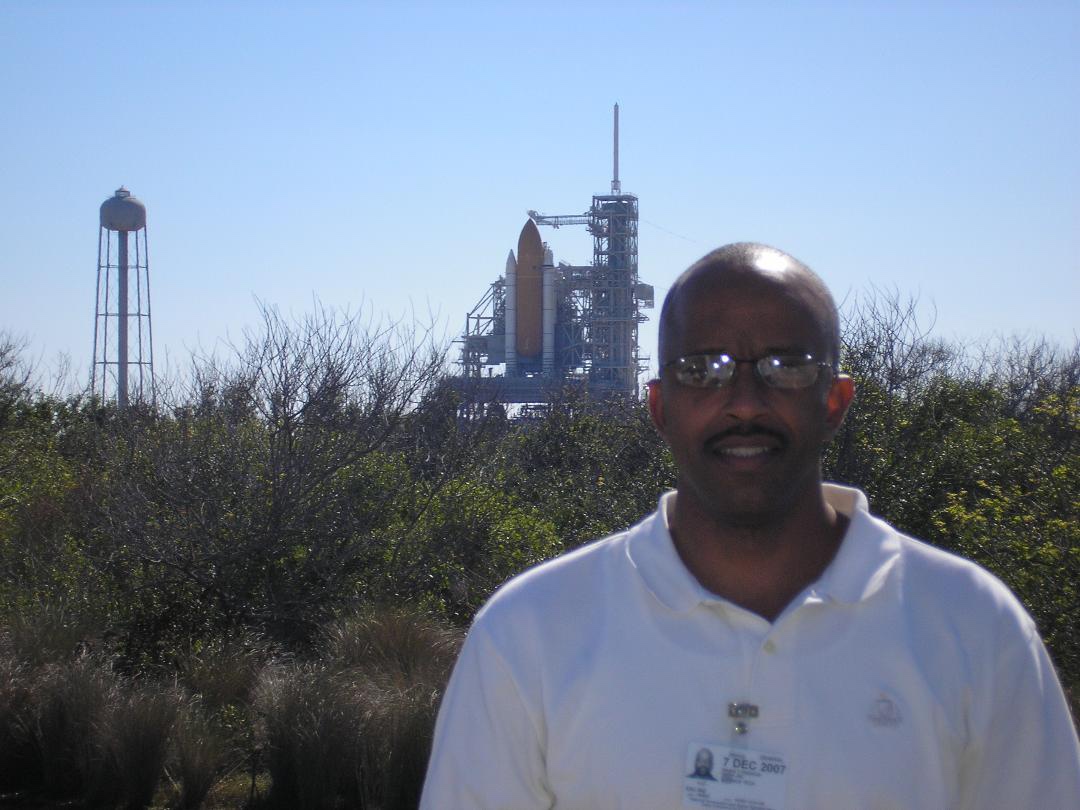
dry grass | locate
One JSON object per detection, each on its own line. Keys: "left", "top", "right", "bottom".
{"left": 254, "top": 663, "right": 367, "bottom": 809}
{"left": 3, "top": 602, "right": 98, "bottom": 670}
{"left": 355, "top": 675, "right": 442, "bottom": 810}
{"left": 0, "top": 606, "right": 461, "bottom": 809}
{"left": 107, "top": 683, "right": 181, "bottom": 809}
{"left": 174, "top": 633, "right": 272, "bottom": 713}
{"left": 322, "top": 606, "right": 461, "bottom": 686}
{"left": 169, "top": 698, "right": 235, "bottom": 809}
{"left": 0, "top": 640, "right": 37, "bottom": 791}
{"left": 33, "top": 655, "right": 120, "bottom": 801}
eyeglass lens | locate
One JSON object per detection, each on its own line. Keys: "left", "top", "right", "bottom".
{"left": 671, "top": 354, "right": 823, "bottom": 389}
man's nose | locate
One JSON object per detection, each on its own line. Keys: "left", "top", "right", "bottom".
{"left": 720, "top": 360, "right": 770, "bottom": 418}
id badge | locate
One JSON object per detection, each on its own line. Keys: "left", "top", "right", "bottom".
{"left": 682, "top": 742, "right": 787, "bottom": 809}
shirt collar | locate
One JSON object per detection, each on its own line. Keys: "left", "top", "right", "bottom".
{"left": 625, "top": 492, "right": 715, "bottom": 612}
{"left": 625, "top": 484, "right": 901, "bottom": 613}
{"left": 814, "top": 483, "right": 901, "bottom": 604}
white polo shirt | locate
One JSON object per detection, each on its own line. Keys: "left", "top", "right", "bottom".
{"left": 421, "top": 484, "right": 1080, "bottom": 809}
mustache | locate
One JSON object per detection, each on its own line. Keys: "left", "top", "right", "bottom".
{"left": 705, "top": 424, "right": 787, "bottom": 449}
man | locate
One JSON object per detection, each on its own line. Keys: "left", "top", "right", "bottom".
{"left": 421, "top": 243, "right": 1080, "bottom": 808}
{"left": 687, "top": 747, "right": 717, "bottom": 781}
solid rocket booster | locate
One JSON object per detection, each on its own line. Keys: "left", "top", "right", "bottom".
{"left": 542, "top": 262, "right": 556, "bottom": 374}
{"left": 504, "top": 250, "right": 517, "bottom": 373}
{"left": 515, "top": 219, "right": 545, "bottom": 359}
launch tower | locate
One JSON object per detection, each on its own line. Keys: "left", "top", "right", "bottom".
{"left": 456, "top": 105, "right": 653, "bottom": 407}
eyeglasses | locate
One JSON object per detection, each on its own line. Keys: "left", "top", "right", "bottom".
{"left": 662, "top": 353, "right": 834, "bottom": 390}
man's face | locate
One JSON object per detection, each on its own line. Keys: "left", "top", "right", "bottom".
{"left": 648, "top": 270, "right": 852, "bottom": 529}
{"left": 694, "top": 749, "right": 713, "bottom": 775}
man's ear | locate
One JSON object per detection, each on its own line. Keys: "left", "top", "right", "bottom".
{"left": 647, "top": 379, "right": 666, "bottom": 435}
{"left": 825, "top": 373, "right": 855, "bottom": 437}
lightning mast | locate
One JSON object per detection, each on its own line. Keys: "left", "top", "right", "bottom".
{"left": 612, "top": 102, "right": 621, "bottom": 195}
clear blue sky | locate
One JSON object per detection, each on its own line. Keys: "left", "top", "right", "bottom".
{"left": 2, "top": 1, "right": 1077, "bottom": 388}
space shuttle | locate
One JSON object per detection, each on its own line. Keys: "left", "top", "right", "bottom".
{"left": 504, "top": 218, "right": 555, "bottom": 376}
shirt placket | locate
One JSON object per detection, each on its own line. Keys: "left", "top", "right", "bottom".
{"left": 723, "top": 605, "right": 798, "bottom": 746}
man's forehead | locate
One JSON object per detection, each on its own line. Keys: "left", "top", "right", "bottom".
{"left": 662, "top": 264, "right": 834, "bottom": 358}
{"left": 672, "top": 263, "right": 822, "bottom": 322}
{"left": 659, "top": 242, "right": 840, "bottom": 361}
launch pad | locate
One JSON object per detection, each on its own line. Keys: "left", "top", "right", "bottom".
{"left": 453, "top": 105, "right": 653, "bottom": 408}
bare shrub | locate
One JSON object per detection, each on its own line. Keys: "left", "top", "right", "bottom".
{"left": 840, "top": 287, "right": 959, "bottom": 399}
{"left": 0, "top": 332, "right": 35, "bottom": 418}
{"left": 82, "top": 301, "right": 449, "bottom": 655}
{"left": 983, "top": 334, "right": 1080, "bottom": 421}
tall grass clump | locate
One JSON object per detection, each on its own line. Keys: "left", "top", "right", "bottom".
{"left": 322, "top": 606, "right": 462, "bottom": 686}
{"left": 172, "top": 632, "right": 270, "bottom": 805}
{"left": 250, "top": 608, "right": 462, "bottom": 809}
{"left": 255, "top": 663, "right": 365, "bottom": 809}
{"left": 33, "top": 654, "right": 121, "bottom": 802}
{"left": 174, "top": 632, "right": 272, "bottom": 713}
{"left": 103, "top": 682, "right": 180, "bottom": 809}
{"left": 0, "top": 635, "right": 37, "bottom": 789}
{"left": 5, "top": 599, "right": 100, "bottom": 669}
{"left": 326, "top": 607, "right": 462, "bottom": 809}
{"left": 171, "top": 697, "right": 234, "bottom": 810}
{"left": 355, "top": 676, "right": 443, "bottom": 810}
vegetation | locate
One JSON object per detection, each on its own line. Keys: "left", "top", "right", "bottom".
{"left": 0, "top": 293, "right": 1076, "bottom": 807}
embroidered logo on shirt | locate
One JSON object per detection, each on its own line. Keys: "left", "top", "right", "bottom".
{"left": 867, "top": 693, "right": 902, "bottom": 728}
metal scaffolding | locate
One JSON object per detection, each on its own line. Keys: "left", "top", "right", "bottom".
{"left": 453, "top": 105, "right": 652, "bottom": 407}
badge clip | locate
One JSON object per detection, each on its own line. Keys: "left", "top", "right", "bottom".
{"left": 728, "top": 702, "right": 759, "bottom": 735}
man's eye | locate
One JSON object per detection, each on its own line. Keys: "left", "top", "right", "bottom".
{"left": 771, "top": 355, "right": 809, "bottom": 368}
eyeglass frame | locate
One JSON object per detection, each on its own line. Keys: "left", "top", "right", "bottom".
{"left": 659, "top": 352, "right": 838, "bottom": 390}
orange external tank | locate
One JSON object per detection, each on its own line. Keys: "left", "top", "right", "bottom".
{"left": 515, "top": 219, "right": 544, "bottom": 360}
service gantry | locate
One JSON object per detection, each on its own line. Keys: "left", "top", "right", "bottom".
{"left": 455, "top": 104, "right": 653, "bottom": 407}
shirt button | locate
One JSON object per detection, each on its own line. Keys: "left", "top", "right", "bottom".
{"left": 762, "top": 640, "right": 777, "bottom": 653}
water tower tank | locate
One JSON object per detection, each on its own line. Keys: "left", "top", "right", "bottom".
{"left": 100, "top": 187, "right": 146, "bottom": 232}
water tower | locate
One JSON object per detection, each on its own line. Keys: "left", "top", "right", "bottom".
{"left": 92, "top": 187, "right": 154, "bottom": 408}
